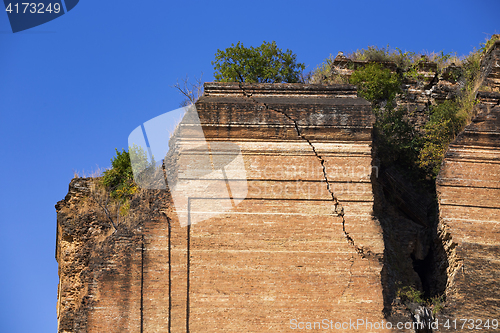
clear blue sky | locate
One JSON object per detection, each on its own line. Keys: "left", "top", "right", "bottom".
{"left": 0, "top": 1, "right": 498, "bottom": 332}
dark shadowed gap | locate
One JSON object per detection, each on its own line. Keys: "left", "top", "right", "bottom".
{"left": 374, "top": 161, "right": 448, "bottom": 321}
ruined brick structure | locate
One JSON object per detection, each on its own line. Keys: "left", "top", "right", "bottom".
{"left": 435, "top": 41, "right": 500, "bottom": 321}
{"left": 57, "top": 83, "right": 388, "bottom": 332}
{"left": 436, "top": 91, "right": 500, "bottom": 321}
{"left": 178, "top": 83, "right": 385, "bottom": 332}
{"left": 56, "top": 40, "right": 500, "bottom": 333}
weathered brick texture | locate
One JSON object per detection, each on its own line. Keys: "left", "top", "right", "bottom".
{"left": 167, "top": 83, "right": 386, "bottom": 332}
{"left": 436, "top": 99, "right": 500, "bottom": 323}
{"left": 56, "top": 82, "right": 389, "bottom": 332}
{"left": 56, "top": 40, "right": 500, "bottom": 333}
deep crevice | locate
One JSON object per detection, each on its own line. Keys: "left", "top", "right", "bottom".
{"left": 411, "top": 251, "right": 433, "bottom": 298}
{"left": 374, "top": 164, "right": 448, "bottom": 326}
{"left": 229, "top": 82, "right": 454, "bottom": 325}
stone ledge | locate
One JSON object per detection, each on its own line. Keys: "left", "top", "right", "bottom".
{"left": 477, "top": 91, "right": 500, "bottom": 105}
{"left": 203, "top": 82, "right": 358, "bottom": 98}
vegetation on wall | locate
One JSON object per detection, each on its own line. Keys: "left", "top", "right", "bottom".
{"left": 212, "top": 41, "right": 305, "bottom": 83}
{"left": 349, "top": 63, "right": 423, "bottom": 178}
{"left": 101, "top": 149, "right": 138, "bottom": 204}
{"left": 416, "top": 40, "right": 492, "bottom": 179}
{"left": 348, "top": 44, "right": 464, "bottom": 70}
{"left": 94, "top": 35, "right": 498, "bottom": 221}
{"left": 350, "top": 63, "right": 401, "bottom": 104}
{"left": 418, "top": 100, "right": 467, "bottom": 177}
{"left": 326, "top": 37, "right": 499, "bottom": 183}
{"left": 396, "top": 284, "right": 445, "bottom": 315}
{"left": 397, "top": 285, "right": 425, "bottom": 305}
{"left": 308, "top": 45, "right": 464, "bottom": 86}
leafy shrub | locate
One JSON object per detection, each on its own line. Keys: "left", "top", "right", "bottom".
{"left": 119, "top": 200, "right": 131, "bottom": 217}
{"left": 430, "top": 295, "right": 445, "bottom": 315}
{"left": 212, "top": 41, "right": 305, "bottom": 83}
{"left": 101, "top": 149, "right": 138, "bottom": 201}
{"left": 397, "top": 285, "right": 425, "bottom": 305}
{"left": 348, "top": 63, "right": 421, "bottom": 173}
{"left": 128, "top": 144, "right": 163, "bottom": 189}
{"left": 129, "top": 144, "right": 152, "bottom": 177}
{"left": 397, "top": 285, "right": 445, "bottom": 314}
{"left": 350, "top": 63, "right": 401, "bottom": 104}
{"left": 375, "top": 106, "right": 420, "bottom": 168}
{"left": 418, "top": 100, "right": 466, "bottom": 177}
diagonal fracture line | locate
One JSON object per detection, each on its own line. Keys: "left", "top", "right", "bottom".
{"left": 236, "top": 82, "right": 375, "bottom": 260}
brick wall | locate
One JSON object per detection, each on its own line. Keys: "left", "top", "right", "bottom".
{"left": 56, "top": 83, "right": 389, "bottom": 332}
{"left": 166, "top": 83, "right": 386, "bottom": 332}
{"left": 436, "top": 94, "right": 500, "bottom": 323}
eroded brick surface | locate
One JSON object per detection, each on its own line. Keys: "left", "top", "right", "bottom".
{"left": 178, "top": 84, "right": 385, "bottom": 331}
{"left": 56, "top": 83, "right": 389, "bottom": 332}
{"left": 55, "top": 41, "right": 500, "bottom": 331}
{"left": 436, "top": 99, "right": 500, "bottom": 325}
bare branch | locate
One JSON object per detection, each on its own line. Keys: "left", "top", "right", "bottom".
{"left": 172, "top": 73, "right": 204, "bottom": 107}
{"left": 89, "top": 182, "right": 118, "bottom": 231}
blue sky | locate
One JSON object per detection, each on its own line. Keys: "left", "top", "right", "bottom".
{"left": 0, "top": 0, "right": 498, "bottom": 332}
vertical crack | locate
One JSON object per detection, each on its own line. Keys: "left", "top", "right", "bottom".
{"left": 167, "top": 217, "right": 172, "bottom": 333}
{"left": 159, "top": 206, "right": 173, "bottom": 333}
{"left": 338, "top": 254, "right": 355, "bottom": 301}
{"left": 186, "top": 201, "right": 191, "bottom": 333}
{"left": 140, "top": 234, "right": 144, "bottom": 333}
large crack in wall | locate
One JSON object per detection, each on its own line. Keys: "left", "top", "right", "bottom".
{"left": 229, "top": 83, "right": 389, "bottom": 307}
{"left": 231, "top": 81, "right": 455, "bottom": 330}
{"left": 230, "top": 81, "right": 449, "bottom": 329}
{"left": 373, "top": 164, "right": 447, "bottom": 330}
{"left": 159, "top": 81, "right": 389, "bottom": 330}
{"left": 382, "top": 41, "right": 500, "bottom": 327}
{"left": 236, "top": 82, "right": 373, "bottom": 261}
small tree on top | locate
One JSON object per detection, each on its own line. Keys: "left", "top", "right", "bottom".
{"left": 212, "top": 41, "right": 305, "bottom": 83}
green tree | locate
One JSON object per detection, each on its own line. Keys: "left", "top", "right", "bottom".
{"left": 101, "top": 148, "right": 137, "bottom": 200}
{"left": 212, "top": 41, "right": 305, "bottom": 83}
